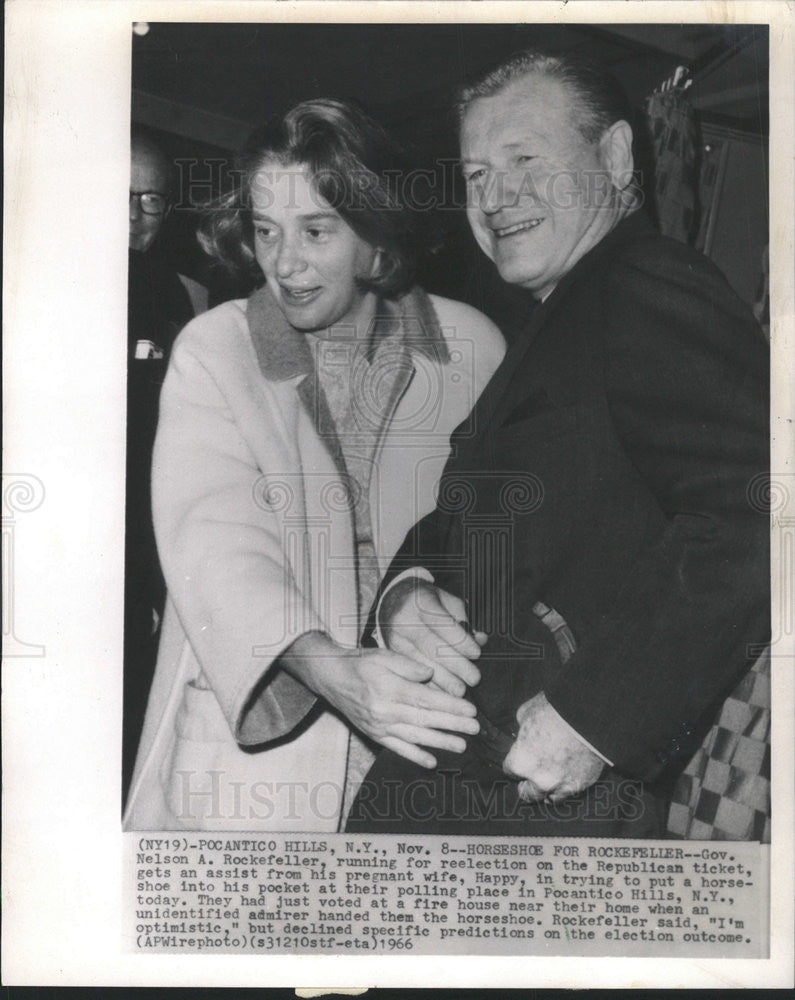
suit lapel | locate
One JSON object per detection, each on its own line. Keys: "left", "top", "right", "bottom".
{"left": 457, "top": 211, "right": 654, "bottom": 458}
{"left": 449, "top": 289, "right": 557, "bottom": 470}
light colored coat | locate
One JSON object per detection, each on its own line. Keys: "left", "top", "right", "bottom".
{"left": 123, "top": 288, "right": 504, "bottom": 831}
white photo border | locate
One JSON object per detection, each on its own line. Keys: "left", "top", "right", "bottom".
{"left": 3, "top": 0, "right": 793, "bottom": 989}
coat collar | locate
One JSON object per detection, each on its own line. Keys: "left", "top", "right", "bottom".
{"left": 451, "top": 210, "right": 656, "bottom": 471}
{"left": 513, "top": 209, "right": 655, "bottom": 342}
{"left": 246, "top": 283, "right": 449, "bottom": 384}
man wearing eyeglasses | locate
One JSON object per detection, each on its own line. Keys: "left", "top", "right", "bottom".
{"left": 129, "top": 140, "right": 171, "bottom": 253}
{"left": 128, "top": 127, "right": 200, "bottom": 350}
{"left": 124, "top": 127, "right": 201, "bottom": 805}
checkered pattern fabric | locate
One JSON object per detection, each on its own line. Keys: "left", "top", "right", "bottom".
{"left": 667, "top": 649, "right": 770, "bottom": 842}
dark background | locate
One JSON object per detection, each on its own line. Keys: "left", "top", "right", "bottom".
{"left": 131, "top": 22, "right": 769, "bottom": 335}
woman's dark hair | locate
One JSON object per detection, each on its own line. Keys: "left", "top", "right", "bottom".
{"left": 200, "top": 99, "right": 424, "bottom": 297}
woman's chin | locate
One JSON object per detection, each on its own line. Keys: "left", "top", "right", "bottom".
{"left": 279, "top": 302, "right": 327, "bottom": 332}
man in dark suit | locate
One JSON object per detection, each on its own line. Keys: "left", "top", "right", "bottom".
{"left": 124, "top": 127, "right": 197, "bottom": 804}
{"left": 346, "top": 50, "right": 769, "bottom": 836}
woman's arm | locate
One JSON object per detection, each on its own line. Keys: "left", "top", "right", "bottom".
{"left": 153, "top": 322, "right": 323, "bottom": 745}
{"left": 153, "top": 313, "right": 478, "bottom": 762}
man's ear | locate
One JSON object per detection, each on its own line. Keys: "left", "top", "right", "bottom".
{"left": 599, "top": 119, "right": 634, "bottom": 192}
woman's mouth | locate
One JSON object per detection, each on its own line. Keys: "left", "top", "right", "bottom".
{"left": 280, "top": 285, "right": 322, "bottom": 304}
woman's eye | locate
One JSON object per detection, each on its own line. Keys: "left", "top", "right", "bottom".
{"left": 306, "top": 227, "right": 329, "bottom": 240}
{"left": 517, "top": 155, "right": 536, "bottom": 165}
{"left": 255, "top": 227, "right": 277, "bottom": 242}
{"left": 464, "top": 168, "right": 486, "bottom": 185}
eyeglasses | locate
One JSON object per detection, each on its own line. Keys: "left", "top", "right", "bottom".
{"left": 130, "top": 190, "right": 168, "bottom": 215}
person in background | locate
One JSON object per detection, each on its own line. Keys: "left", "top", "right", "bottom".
{"left": 348, "top": 49, "right": 769, "bottom": 837}
{"left": 124, "top": 127, "right": 206, "bottom": 804}
{"left": 123, "top": 99, "right": 505, "bottom": 831}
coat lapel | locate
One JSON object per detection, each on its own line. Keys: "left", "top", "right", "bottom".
{"left": 459, "top": 210, "right": 655, "bottom": 457}
{"left": 246, "top": 284, "right": 449, "bottom": 481}
{"left": 242, "top": 277, "right": 455, "bottom": 564}
{"left": 246, "top": 284, "right": 314, "bottom": 380}
{"left": 246, "top": 285, "right": 347, "bottom": 480}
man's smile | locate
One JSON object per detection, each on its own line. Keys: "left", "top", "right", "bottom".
{"left": 492, "top": 218, "right": 545, "bottom": 238}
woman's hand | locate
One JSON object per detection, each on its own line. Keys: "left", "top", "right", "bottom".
{"left": 379, "top": 577, "right": 487, "bottom": 696}
{"left": 280, "top": 631, "right": 480, "bottom": 768}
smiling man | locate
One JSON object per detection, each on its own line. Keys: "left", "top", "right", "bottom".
{"left": 347, "top": 50, "right": 769, "bottom": 837}
{"left": 460, "top": 64, "right": 634, "bottom": 297}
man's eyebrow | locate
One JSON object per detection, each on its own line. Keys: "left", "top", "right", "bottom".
{"left": 461, "top": 140, "right": 539, "bottom": 164}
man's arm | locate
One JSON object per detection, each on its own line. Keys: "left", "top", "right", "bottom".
{"left": 376, "top": 572, "right": 613, "bottom": 802}
{"left": 543, "top": 241, "right": 769, "bottom": 780}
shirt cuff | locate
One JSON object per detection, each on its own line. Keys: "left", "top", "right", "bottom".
{"left": 373, "top": 567, "right": 435, "bottom": 647}
{"left": 555, "top": 711, "right": 614, "bottom": 766}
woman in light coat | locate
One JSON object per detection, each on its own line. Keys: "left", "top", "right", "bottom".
{"left": 124, "top": 100, "right": 504, "bottom": 831}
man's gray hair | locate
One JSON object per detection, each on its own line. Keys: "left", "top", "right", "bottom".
{"left": 457, "top": 48, "right": 635, "bottom": 144}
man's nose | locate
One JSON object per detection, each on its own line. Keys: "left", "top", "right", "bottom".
{"left": 478, "top": 170, "right": 523, "bottom": 215}
{"left": 129, "top": 194, "right": 142, "bottom": 222}
{"left": 275, "top": 237, "right": 307, "bottom": 278}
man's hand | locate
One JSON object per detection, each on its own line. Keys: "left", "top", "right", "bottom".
{"left": 379, "top": 578, "right": 487, "bottom": 696}
{"left": 503, "top": 692, "right": 604, "bottom": 801}
{"left": 280, "top": 631, "right": 480, "bottom": 769}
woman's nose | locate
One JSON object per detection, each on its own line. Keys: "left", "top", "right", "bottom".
{"left": 275, "top": 238, "right": 307, "bottom": 278}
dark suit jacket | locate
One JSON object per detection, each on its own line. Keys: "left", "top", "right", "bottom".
{"left": 380, "top": 210, "right": 769, "bottom": 783}
{"left": 123, "top": 248, "right": 195, "bottom": 804}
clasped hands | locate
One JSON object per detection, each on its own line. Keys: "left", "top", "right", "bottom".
{"left": 380, "top": 578, "right": 604, "bottom": 802}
